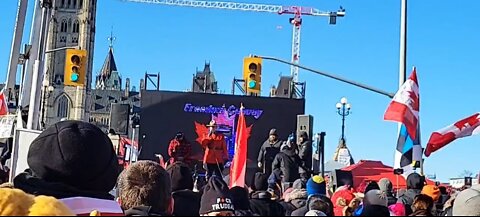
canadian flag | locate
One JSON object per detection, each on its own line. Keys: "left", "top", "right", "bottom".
{"left": 425, "top": 113, "right": 480, "bottom": 157}
{"left": 384, "top": 68, "right": 420, "bottom": 139}
{"left": 0, "top": 90, "right": 8, "bottom": 116}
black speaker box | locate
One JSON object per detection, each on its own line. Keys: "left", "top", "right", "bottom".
{"left": 109, "top": 103, "right": 130, "bottom": 135}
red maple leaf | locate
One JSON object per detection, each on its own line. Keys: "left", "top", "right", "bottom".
{"left": 407, "top": 90, "right": 419, "bottom": 111}
{"left": 194, "top": 122, "right": 209, "bottom": 145}
{"left": 454, "top": 113, "right": 480, "bottom": 130}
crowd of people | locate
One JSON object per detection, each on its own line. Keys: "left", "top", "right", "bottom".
{"left": 0, "top": 120, "right": 479, "bottom": 216}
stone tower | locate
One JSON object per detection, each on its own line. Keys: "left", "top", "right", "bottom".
{"left": 42, "top": 0, "right": 97, "bottom": 127}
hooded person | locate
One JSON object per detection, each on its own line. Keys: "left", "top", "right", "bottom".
{"left": 0, "top": 188, "right": 74, "bottom": 216}
{"left": 379, "top": 178, "right": 398, "bottom": 206}
{"left": 272, "top": 135, "right": 302, "bottom": 190}
{"left": 200, "top": 177, "right": 235, "bottom": 216}
{"left": 230, "top": 186, "right": 255, "bottom": 216}
{"left": 452, "top": 184, "right": 480, "bottom": 216}
{"left": 361, "top": 189, "right": 390, "bottom": 216}
{"left": 258, "top": 128, "right": 283, "bottom": 175}
{"left": 251, "top": 172, "right": 269, "bottom": 192}
{"left": 249, "top": 173, "right": 285, "bottom": 216}
{"left": 13, "top": 121, "right": 123, "bottom": 215}
{"left": 166, "top": 162, "right": 201, "bottom": 216}
{"left": 397, "top": 173, "right": 426, "bottom": 215}
{"left": 279, "top": 188, "right": 308, "bottom": 216}
{"left": 330, "top": 187, "right": 357, "bottom": 216}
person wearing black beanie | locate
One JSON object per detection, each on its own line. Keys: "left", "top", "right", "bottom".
{"left": 230, "top": 186, "right": 255, "bottom": 216}
{"left": 364, "top": 181, "right": 380, "bottom": 194}
{"left": 13, "top": 121, "right": 122, "bottom": 215}
{"left": 166, "top": 162, "right": 201, "bottom": 216}
{"left": 251, "top": 172, "right": 269, "bottom": 192}
{"left": 200, "top": 177, "right": 235, "bottom": 216}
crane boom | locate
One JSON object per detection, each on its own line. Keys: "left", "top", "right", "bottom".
{"left": 125, "top": 0, "right": 333, "bottom": 16}
{"left": 124, "top": 0, "right": 345, "bottom": 82}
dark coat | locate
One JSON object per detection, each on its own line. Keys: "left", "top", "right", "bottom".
{"left": 281, "top": 189, "right": 307, "bottom": 216}
{"left": 398, "top": 173, "right": 425, "bottom": 215}
{"left": 258, "top": 140, "right": 283, "bottom": 175}
{"left": 249, "top": 191, "right": 285, "bottom": 216}
{"left": 398, "top": 189, "right": 422, "bottom": 215}
{"left": 272, "top": 148, "right": 301, "bottom": 183}
{"left": 298, "top": 140, "right": 312, "bottom": 172}
{"left": 290, "top": 205, "right": 308, "bottom": 216}
{"left": 172, "top": 189, "right": 201, "bottom": 216}
{"left": 386, "top": 193, "right": 398, "bottom": 206}
{"left": 124, "top": 206, "right": 167, "bottom": 216}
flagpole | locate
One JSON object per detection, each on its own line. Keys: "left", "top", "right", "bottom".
{"left": 399, "top": 0, "right": 407, "bottom": 86}
{"left": 396, "top": 0, "right": 408, "bottom": 172}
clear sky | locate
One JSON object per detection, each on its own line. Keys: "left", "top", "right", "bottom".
{"left": 1, "top": 0, "right": 479, "bottom": 182}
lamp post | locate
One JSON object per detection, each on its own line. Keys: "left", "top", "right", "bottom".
{"left": 336, "top": 97, "right": 351, "bottom": 141}
{"left": 40, "top": 81, "right": 54, "bottom": 129}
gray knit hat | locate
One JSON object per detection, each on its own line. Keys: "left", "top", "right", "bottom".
{"left": 453, "top": 184, "right": 480, "bottom": 216}
{"left": 378, "top": 178, "right": 393, "bottom": 193}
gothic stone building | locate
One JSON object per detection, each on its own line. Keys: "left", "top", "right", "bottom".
{"left": 42, "top": 0, "right": 96, "bottom": 126}
{"left": 89, "top": 47, "right": 140, "bottom": 133}
{"left": 40, "top": 0, "right": 140, "bottom": 133}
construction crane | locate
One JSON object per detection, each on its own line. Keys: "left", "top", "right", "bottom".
{"left": 124, "top": 0, "right": 345, "bottom": 82}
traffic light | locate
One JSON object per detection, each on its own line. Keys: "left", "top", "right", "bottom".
{"left": 243, "top": 57, "right": 262, "bottom": 95}
{"left": 64, "top": 48, "right": 87, "bottom": 86}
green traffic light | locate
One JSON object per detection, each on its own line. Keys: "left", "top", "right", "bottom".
{"left": 248, "top": 80, "right": 256, "bottom": 89}
{"left": 71, "top": 73, "right": 79, "bottom": 82}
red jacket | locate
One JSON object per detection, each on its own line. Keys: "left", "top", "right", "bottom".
{"left": 201, "top": 133, "right": 228, "bottom": 164}
{"left": 168, "top": 139, "right": 192, "bottom": 164}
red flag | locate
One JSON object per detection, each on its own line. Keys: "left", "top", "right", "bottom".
{"left": 0, "top": 91, "right": 8, "bottom": 116}
{"left": 384, "top": 68, "right": 419, "bottom": 139}
{"left": 425, "top": 113, "right": 480, "bottom": 157}
{"left": 229, "top": 107, "right": 250, "bottom": 188}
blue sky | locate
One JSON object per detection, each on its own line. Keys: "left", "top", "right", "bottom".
{"left": 1, "top": 0, "right": 479, "bottom": 182}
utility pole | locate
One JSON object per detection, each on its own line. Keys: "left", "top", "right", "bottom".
{"left": 27, "top": 0, "right": 54, "bottom": 130}
{"left": 5, "top": 0, "right": 29, "bottom": 103}
{"left": 20, "top": 0, "right": 43, "bottom": 111}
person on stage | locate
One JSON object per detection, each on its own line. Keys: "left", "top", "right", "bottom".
{"left": 200, "top": 120, "right": 228, "bottom": 178}
{"left": 257, "top": 128, "right": 283, "bottom": 175}
{"left": 298, "top": 131, "right": 312, "bottom": 179}
{"left": 168, "top": 132, "right": 193, "bottom": 166}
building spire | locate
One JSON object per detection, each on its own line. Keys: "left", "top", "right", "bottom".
{"left": 108, "top": 26, "right": 116, "bottom": 49}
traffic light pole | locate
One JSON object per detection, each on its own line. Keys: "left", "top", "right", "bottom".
{"left": 255, "top": 55, "right": 395, "bottom": 99}
{"left": 27, "top": 0, "right": 53, "bottom": 130}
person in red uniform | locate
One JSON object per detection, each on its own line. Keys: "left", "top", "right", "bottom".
{"left": 201, "top": 120, "right": 228, "bottom": 179}
{"left": 168, "top": 132, "right": 193, "bottom": 166}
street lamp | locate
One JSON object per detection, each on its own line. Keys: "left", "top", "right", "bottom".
{"left": 40, "top": 83, "right": 54, "bottom": 129}
{"left": 336, "top": 97, "right": 351, "bottom": 141}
